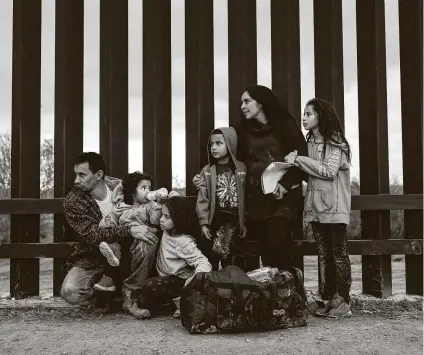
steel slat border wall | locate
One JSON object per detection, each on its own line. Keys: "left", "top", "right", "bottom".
{"left": 53, "top": 0, "right": 84, "bottom": 296}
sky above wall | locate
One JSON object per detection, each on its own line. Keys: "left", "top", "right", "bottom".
{"left": 0, "top": 0, "right": 404, "bottom": 186}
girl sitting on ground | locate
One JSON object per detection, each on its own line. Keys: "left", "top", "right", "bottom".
{"left": 131, "top": 196, "right": 212, "bottom": 319}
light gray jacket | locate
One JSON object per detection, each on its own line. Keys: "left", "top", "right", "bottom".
{"left": 295, "top": 136, "right": 351, "bottom": 224}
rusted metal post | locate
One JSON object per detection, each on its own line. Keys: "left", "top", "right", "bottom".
{"left": 313, "top": 0, "right": 345, "bottom": 128}
{"left": 270, "top": 0, "right": 304, "bottom": 273}
{"left": 228, "top": 0, "right": 257, "bottom": 127}
{"left": 357, "top": 0, "right": 392, "bottom": 298}
{"left": 53, "top": 0, "right": 84, "bottom": 296}
{"left": 100, "top": 0, "right": 129, "bottom": 178}
{"left": 10, "top": 0, "right": 42, "bottom": 298}
{"left": 399, "top": 0, "right": 423, "bottom": 295}
{"left": 185, "top": 0, "right": 215, "bottom": 197}
{"left": 142, "top": 0, "right": 172, "bottom": 189}
{"left": 271, "top": 0, "right": 301, "bottom": 121}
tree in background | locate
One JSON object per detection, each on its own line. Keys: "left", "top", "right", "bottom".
{"left": 0, "top": 134, "right": 11, "bottom": 199}
{"left": 0, "top": 134, "right": 54, "bottom": 243}
{"left": 0, "top": 134, "right": 11, "bottom": 243}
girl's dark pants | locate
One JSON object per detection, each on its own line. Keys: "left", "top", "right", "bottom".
{"left": 311, "top": 222, "right": 351, "bottom": 302}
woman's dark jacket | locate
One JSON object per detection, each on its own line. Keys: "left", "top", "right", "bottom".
{"left": 234, "top": 118, "right": 307, "bottom": 221}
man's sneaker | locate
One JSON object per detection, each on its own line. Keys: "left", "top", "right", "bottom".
{"left": 327, "top": 302, "right": 352, "bottom": 318}
{"left": 99, "top": 241, "right": 120, "bottom": 266}
{"left": 93, "top": 274, "right": 116, "bottom": 292}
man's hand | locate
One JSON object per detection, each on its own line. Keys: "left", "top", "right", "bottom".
{"left": 273, "top": 183, "right": 288, "bottom": 200}
{"left": 192, "top": 174, "right": 205, "bottom": 190}
{"left": 130, "top": 225, "right": 159, "bottom": 245}
{"left": 201, "top": 225, "right": 212, "bottom": 240}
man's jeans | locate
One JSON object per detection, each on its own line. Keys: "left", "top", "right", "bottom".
{"left": 60, "top": 240, "right": 158, "bottom": 306}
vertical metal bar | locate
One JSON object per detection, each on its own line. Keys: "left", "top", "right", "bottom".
{"left": 10, "top": 0, "right": 42, "bottom": 298}
{"left": 100, "top": 0, "right": 129, "bottom": 178}
{"left": 313, "top": 0, "right": 345, "bottom": 128}
{"left": 185, "top": 0, "right": 215, "bottom": 197}
{"left": 313, "top": 0, "right": 345, "bottom": 289}
{"left": 228, "top": 0, "right": 257, "bottom": 127}
{"left": 399, "top": 0, "right": 423, "bottom": 295}
{"left": 357, "top": 0, "right": 392, "bottom": 298}
{"left": 142, "top": 0, "right": 172, "bottom": 189}
{"left": 53, "top": 0, "right": 84, "bottom": 296}
{"left": 270, "top": 0, "right": 303, "bottom": 273}
{"left": 271, "top": 0, "right": 301, "bottom": 122}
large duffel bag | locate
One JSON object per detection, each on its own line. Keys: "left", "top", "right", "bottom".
{"left": 180, "top": 265, "right": 308, "bottom": 334}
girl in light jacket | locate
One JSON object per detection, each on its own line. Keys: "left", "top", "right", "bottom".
{"left": 284, "top": 98, "right": 352, "bottom": 318}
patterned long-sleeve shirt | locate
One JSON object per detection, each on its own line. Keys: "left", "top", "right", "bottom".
{"left": 63, "top": 177, "right": 132, "bottom": 271}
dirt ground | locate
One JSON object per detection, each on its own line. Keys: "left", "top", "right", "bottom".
{"left": 0, "top": 309, "right": 422, "bottom": 355}
{"left": 0, "top": 256, "right": 422, "bottom": 354}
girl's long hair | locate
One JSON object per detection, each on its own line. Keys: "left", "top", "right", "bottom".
{"left": 165, "top": 196, "right": 198, "bottom": 236}
{"left": 241, "top": 85, "right": 302, "bottom": 146}
{"left": 305, "top": 98, "right": 351, "bottom": 163}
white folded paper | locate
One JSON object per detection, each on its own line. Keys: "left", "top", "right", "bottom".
{"left": 261, "top": 162, "right": 292, "bottom": 194}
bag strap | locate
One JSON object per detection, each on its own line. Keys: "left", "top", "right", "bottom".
{"left": 230, "top": 282, "right": 249, "bottom": 321}
{"left": 195, "top": 272, "right": 205, "bottom": 292}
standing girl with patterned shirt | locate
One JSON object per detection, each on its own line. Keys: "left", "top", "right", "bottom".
{"left": 284, "top": 98, "right": 352, "bottom": 317}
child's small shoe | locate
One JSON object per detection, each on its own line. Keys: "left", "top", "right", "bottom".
{"left": 330, "top": 293, "right": 345, "bottom": 309}
{"left": 313, "top": 300, "right": 332, "bottom": 317}
{"left": 138, "top": 308, "right": 152, "bottom": 319}
{"left": 173, "top": 309, "right": 181, "bottom": 319}
{"left": 172, "top": 296, "right": 181, "bottom": 319}
{"left": 327, "top": 301, "right": 352, "bottom": 318}
{"left": 99, "top": 241, "right": 121, "bottom": 266}
{"left": 93, "top": 274, "right": 116, "bottom": 292}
